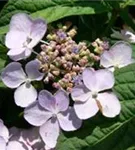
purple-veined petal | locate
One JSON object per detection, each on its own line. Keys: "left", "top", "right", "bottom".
{"left": 100, "top": 51, "right": 114, "bottom": 68}
{"left": 95, "top": 69, "right": 115, "bottom": 92}
{"left": 25, "top": 48, "right": 32, "bottom": 57}
{"left": 28, "top": 19, "right": 47, "bottom": 49}
{"left": 14, "top": 83, "right": 37, "bottom": 107}
{"left": 0, "top": 120, "right": 9, "bottom": 142}
{"left": 118, "top": 58, "right": 135, "bottom": 68}
{"left": 101, "top": 41, "right": 133, "bottom": 69}
{"left": 57, "top": 107, "right": 82, "bottom": 131}
{"left": 83, "top": 68, "right": 114, "bottom": 92}
{"left": 39, "top": 118, "right": 60, "bottom": 148}
{"left": 7, "top": 48, "right": 25, "bottom": 56}
{"left": 38, "top": 90, "right": 56, "bottom": 112}
{"left": 25, "top": 60, "right": 44, "bottom": 81}
{"left": 5, "top": 31, "right": 27, "bottom": 49}
{"left": 74, "top": 97, "right": 99, "bottom": 120}
{"left": 9, "top": 48, "right": 32, "bottom": 61}
{"left": 24, "top": 102, "right": 52, "bottom": 126}
{"left": 97, "top": 92, "right": 121, "bottom": 118}
{"left": 82, "top": 68, "right": 96, "bottom": 91}
{"left": 1, "top": 62, "right": 26, "bottom": 88}
{"left": 71, "top": 85, "right": 90, "bottom": 102}
{"left": 110, "top": 41, "right": 132, "bottom": 60}
{"left": 0, "top": 136, "right": 6, "bottom": 150}
{"left": 54, "top": 89, "right": 69, "bottom": 112}
{"left": 9, "top": 13, "right": 32, "bottom": 33}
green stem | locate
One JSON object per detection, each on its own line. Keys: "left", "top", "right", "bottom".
{"left": 104, "top": 11, "right": 118, "bottom": 36}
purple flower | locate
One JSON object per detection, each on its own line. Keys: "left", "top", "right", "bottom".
{"left": 1, "top": 60, "right": 44, "bottom": 107}
{"left": 0, "top": 119, "right": 9, "bottom": 150}
{"left": 7, "top": 127, "right": 47, "bottom": 150}
{"left": 71, "top": 68, "right": 121, "bottom": 119}
{"left": 57, "top": 31, "right": 67, "bottom": 40}
{"left": 5, "top": 13, "right": 47, "bottom": 61}
{"left": 72, "top": 46, "right": 79, "bottom": 54}
{"left": 24, "top": 89, "right": 82, "bottom": 148}
{"left": 72, "top": 74, "right": 83, "bottom": 86}
{"left": 0, "top": 119, "right": 52, "bottom": 150}
{"left": 100, "top": 41, "right": 135, "bottom": 71}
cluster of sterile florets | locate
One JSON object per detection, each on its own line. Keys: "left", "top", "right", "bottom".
{"left": 0, "top": 12, "right": 135, "bottom": 150}
{"left": 37, "top": 24, "right": 104, "bottom": 91}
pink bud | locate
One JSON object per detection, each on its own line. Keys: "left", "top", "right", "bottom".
{"left": 52, "top": 82, "right": 61, "bottom": 89}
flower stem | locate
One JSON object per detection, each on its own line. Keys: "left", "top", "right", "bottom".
{"left": 40, "top": 40, "right": 49, "bottom": 45}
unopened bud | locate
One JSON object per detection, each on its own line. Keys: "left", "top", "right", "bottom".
{"left": 67, "top": 27, "right": 77, "bottom": 37}
{"left": 41, "top": 44, "right": 47, "bottom": 50}
{"left": 44, "top": 76, "right": 49, "bottom": 83}
{"left": 67, "top": 87, "right": 72, "bottom": 93}
{"left": 62, "top": 78, "right": 69, "bottom": 83}
{"left": 58, "top": 80, "right": 65, "bottom": 87}
{"left": 52, "top": 34, "right": 57, "bottom": 40}
{"left": 48, "top": 73, "right": 55, "bottom": 80}
{"left": 61, "top": 48, "right": 67, "bottom": 54}
{"left": 56, "top": 45, "right": 61, "bottom": 50}
{"left": 79, "top": 51, "right": 87, "bottom": 57}
{"left": 94, "top": 47, "right": 103, "bottom": 54}
{"left": 40, "top": 51, "right": 46, "bottom": 56}
{"left": 68, "top": 82, "right": 73, "bottom": 88}
{"left": 52, "top": 70, "right": 60, "bottom": 76}
{"left": 64, "top": 73, "right": 72, "bottom": 80}
{"left": 79, "top": 59, "right": 88, "bottom": 66}
{"left": 50, "top": 41, "right": 56, "bottom": 48}
{"left": 50, "top": 64, "right": 56, "bottom": 70}
{"left": 74, "top": 54, "right": 80, "bottom": 60}
{"left": 65, "top": 54, "right": 72, "bottom": 60}
{"left": 93, "top": 55, "right": 100, "bottom": 61}
{"left": 53, "top": 50, "right": 59, "bottom": 57}
{"left": 48, "top": 51, "right": 54, "bottom": 56}
{"left": 71, "top": 53, "right": 76, "bottom": 58}
{"left": 61, "top": 57, "right": 67, "bottom": 64}
{"left": 92, "top": 41, "right": 98, "bottom": 47}
{"left": 42, "top": 64, "right": 49, "bottom": 71}
{"left": 72, "top": 65, "right": 80, "bottom": 72}
{"left": 95, "top": 38, "right": 103, "bottom": 45}
{"left": 70, "top": 71, "right": 77, "bottom": 77}
{"left": 52, "top": 82, "right": 61, "bottom": 89}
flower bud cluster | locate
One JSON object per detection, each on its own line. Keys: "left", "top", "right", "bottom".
{"left": 38, "top": 23, "right": 100, "bottom": 91}
{"left": 92, "top": 38, "right": 109, "bottom": 55}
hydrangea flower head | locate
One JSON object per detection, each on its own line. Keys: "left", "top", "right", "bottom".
{"left": 100, "top": 41, "right": 134, "bottom": 71}
{"left": 5, "top": 13, "right": 47, "bottom": 61}
{"left": 71, "top": 68, "right": 121, "bottom": 119}
{"left": 1, "top": 60, "right": 44, "bottom": 107}
{"left": 24, "top": 89, "right": 82, "bottom": 148}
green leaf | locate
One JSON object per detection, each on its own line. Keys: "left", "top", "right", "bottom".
{"left": 130, "top": 44, "right": 135, "bottom": 59}
{"left": 0, "top": 35, "right": 7, "bottom": 88}
{"left": 127, "top": 0, "right": 135, "bottom": 6}
{"left": 56, "top": 63, "right": 135, "bottom": 150}
{"left": 0, "top": 0, "right": 111, "bottom": 35}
